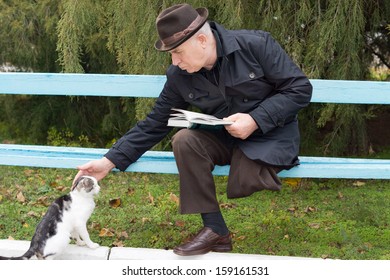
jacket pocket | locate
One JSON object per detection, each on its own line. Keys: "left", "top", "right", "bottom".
{"left": 182, "top": 88, "right": 209, "bottom": 102}
{"left": 230, "top": 67, "right": 263, "bottom": 84}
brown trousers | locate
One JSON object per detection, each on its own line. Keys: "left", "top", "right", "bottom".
{"left": 172, "top": 129, "right": 281, "bottom": 214}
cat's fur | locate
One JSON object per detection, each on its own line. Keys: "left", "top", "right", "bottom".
{"left": 0, "top": 175, "right": 100, "bottom": 260}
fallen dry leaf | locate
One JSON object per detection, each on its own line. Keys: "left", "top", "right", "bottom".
{"left": 23, "top": 169, "right": 34, "bottom": 176}
{"left": 118, "top": 231, "right": 129, "bottom": 239}
{"left": 304, "top": 206, "right": 317, "bottom": 213}
{"left": 267, "top": 247, "right": 276, "bottom": 255}
{"left": 55, "top": 185, "right": 67, "bottom": 192}
{"left": 99, "top": 228, "right": 115, "bottom": 237}
{"left": 159, "top": 221, "right": 173, "bottom": 227}
{"left": 16, "top": 191, "right": 26, "bottom": 203}
{"left": 363, "top": 242, "right": 373, "bottom": 249}
{"left": 147, "top": 192, "right": 154, "bottom": 205}
{"left": 169, "top": 193, "right": 179, "bottom": 205}
{"left": 50, "top": 181, "right": 58, "bottom": 187}
{"left": 287, "top": 207, "right": 297, "bottom": 213}
{"left": 27, "top": 211, "right": 39, "bottom": 218}
{"left": 283, "top": 178, "right": 301, "bottom": 187}
{"left": 109, "top": 198, "right": 122, "bottom": 208}
{"left": 37, "top": 195, "right": 51, "bottom": 207}
{"left": 142, "top": 217, "right": 151, "bottom": 225}
{"left": 112, "top": 240, "right": 124, "bottom": 247}
{"left": 308, "top": 223, "right": 321, "bottom": 229}
{"left": 236, "top": 235, "right": 246, "bottom": 241}
{"left": 353, "top": 181, "right": 365, "bottom": 187}
{"left": 175, "top": 220, "right": 185, "bottom": 227}
{"left": 89, "top": 222, "right": 101, "bottom": 230}
{"left": 127, "top": 188, "right": 135, "bottom": 195}
{"left": 220, "top": 203, "right": 237, "bottom": 209}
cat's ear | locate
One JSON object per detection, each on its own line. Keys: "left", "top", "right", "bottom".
{"left": 71, "top": 176, "right": 83, "bottom": 191}
{"left": 72, "top": 176, "right": 96, "bottom": 193}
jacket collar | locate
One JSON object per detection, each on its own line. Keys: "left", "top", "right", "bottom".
{"left": 209, "top": 21, "right": 240, "bottom": 56}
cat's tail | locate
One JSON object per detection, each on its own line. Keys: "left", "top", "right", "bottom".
{"left": 0, "top": 255, "right": 25, "bottom": 260}
{"left": 0, "top": 248, "right": 36, "bottom": 260}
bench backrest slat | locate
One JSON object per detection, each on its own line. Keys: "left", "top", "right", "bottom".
{"left": 0, "top": 73, "right": 165, "bottom": 98}
{"left": 1, "top": 73, "right": 389, "bottom": 104}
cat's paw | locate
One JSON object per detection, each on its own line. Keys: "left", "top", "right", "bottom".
{"left": 76, "top": 240, "right": 86, "bottom": 246}
{"left": 87, "top": 242, "right": 100, "bottom": 249}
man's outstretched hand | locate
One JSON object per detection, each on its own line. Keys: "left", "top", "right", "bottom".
{"left": 73, "top": 157, "right": 115, "bottom": 185}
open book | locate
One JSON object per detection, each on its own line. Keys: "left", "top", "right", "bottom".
{"left": 167, "top": 108, "right": 233, "bottom": 129}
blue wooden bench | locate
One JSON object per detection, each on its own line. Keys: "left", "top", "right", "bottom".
{"left": 1, "top": 72, "right": 390, "bottom": 179}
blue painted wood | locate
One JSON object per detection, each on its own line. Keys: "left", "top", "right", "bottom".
{"left": 1, "top": 73, "right": 390, "bottom": 104}
{"left": 1, "top": 144, "right": 390, "bottom": 179}
{"left": 0, "top": 73, "right": 166, "bottom": 98}
{"left": 310, "top": 79, "right": 390, "bottom": 104}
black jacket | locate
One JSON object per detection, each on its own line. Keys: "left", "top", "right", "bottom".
{"left": 105, "top": 22, "right": 313, "bottom": 171}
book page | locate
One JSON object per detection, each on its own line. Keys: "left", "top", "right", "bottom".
{"left": 171, "top": 108, "right": 233, "bottom": 125}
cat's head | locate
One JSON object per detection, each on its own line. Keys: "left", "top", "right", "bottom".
{"left": 71, "top": 175, "right": 100, "bottom": 196}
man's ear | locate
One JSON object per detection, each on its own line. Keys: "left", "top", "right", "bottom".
{"left": 197, "top": 33, "right": 208, "bottom": 48}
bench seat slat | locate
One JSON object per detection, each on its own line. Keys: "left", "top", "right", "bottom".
{"left": 1, "top": 144, "right": 389, "bottom": 179}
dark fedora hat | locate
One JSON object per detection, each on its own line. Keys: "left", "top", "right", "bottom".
{"left": 155, "top": 4, "right": 208, "bottom": 52}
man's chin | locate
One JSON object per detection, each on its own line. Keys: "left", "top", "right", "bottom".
{"left": 179, "top": 66, "right": 200, "bottom": 73}
{"left": 183, "top": 68, "right": 198, "bottom": 74}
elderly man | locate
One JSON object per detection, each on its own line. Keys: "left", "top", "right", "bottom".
{"left": 74, "top": 3, "right": 312, "bottom": 256}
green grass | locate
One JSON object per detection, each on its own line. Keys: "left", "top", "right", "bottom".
{"left": 0, "top": 165, "right": 389, "bottom": 260}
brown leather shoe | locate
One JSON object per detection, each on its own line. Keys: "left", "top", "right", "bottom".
{"left": 173, "top": 227, "right": 232, "bottom": 256}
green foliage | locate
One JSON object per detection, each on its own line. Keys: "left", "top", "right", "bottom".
{"left": 56, "top": 0, "right": 93, "bottom": 73}
{"left": 316, "top": 104, "right": 376, "bottom": 155}
{"left": 46, "top": 127, "right": 93, "bottom": 147}
{"left": 0, "top": 0, "right": 60, "bottom": 71}
{"left": 0, "top": 95, "right": 137, "bottom": 146}
{"left": 106, "top": 0, "right": 167, "bottom": 74}
{"left": 57, "top": 0, "right": 116, "bottom": 73}
{"left": 1, "top": 0, "right": 390, "bottom": 155}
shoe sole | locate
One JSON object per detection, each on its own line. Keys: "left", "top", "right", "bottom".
{"left": 173, "top": 243, "right": 233, "bottom": 256}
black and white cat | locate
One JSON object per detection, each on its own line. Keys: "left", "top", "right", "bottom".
{"left": 0, "top": 175, "right": 100, "bottom": 260}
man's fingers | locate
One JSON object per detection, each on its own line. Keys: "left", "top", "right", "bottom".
{"left": 73, "top": 162, "right": 94, "bottom": 185}
{"left": 76, "top": 161, "right": 92, "bottom": 171}
{"left": 223, "top": 113, "right": 239, "bottom": 122}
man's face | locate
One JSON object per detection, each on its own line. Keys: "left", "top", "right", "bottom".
{"left": 169, "top": 35, "right": 206, "bottom": 73}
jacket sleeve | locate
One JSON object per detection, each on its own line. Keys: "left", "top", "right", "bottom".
{"left": 248, "top": 32, "right": 313, "bottom": 134}
{"left": 104, "top": 69, "right": 187, "bottom": 171}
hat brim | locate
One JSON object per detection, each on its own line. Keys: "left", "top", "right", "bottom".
{"left": 154, "top": 7, "right": 208, "bottom": 52}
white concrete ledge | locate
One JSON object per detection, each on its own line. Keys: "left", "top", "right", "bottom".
{"left": 108, "top": 246, "right": 313, "bottom": 260}
{"left": 0, "top": 239, "right": 314, "bottom": 260}
{"left": 0, "top": 239, "right": 110, "bottom": 260}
